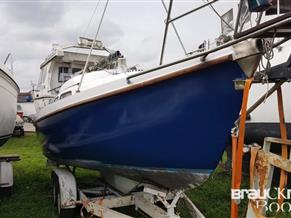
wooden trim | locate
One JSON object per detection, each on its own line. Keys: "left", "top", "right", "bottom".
{"left": 37, "top": 54, "right": 233, "bottom": 122}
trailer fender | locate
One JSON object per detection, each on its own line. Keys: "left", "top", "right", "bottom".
{"left": 52, "top": 168, "right": 77, "bottom": 209}
{"left": 0, "top": 162, "right": 13, "bottom": 187}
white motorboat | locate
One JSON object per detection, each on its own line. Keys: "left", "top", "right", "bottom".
{"left": 33, "top": 37, "right": 117, "bottom": 113}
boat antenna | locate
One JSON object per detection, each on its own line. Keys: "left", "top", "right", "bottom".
{"left": 4, "top": 53, "right": 14, "bottom": 74}
{"left": 3, "top": 53, "right": 11, "bottom": 65}
{"left": 160, "top": 0, "right": 187, "bottom": 55}
{"left": 82, "top": 0, "right": 101, "bottom": 37}
{"left": 77, "top": 0, "right": 109, "bottom": 93}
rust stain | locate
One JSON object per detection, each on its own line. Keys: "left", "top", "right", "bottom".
{"left": 273, "top": 158, "right": 283, "bottom": 167}
{"left": 98, "top": 198, "right": 104, "bottom": 206}
{"left": 256, "top": 153, "right": 269, "bottom": 194}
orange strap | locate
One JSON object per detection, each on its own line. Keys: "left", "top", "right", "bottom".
{"left": 277, "top": 87, "right": 288, "bottom": 205}
{"left": 235, "top": 78, "right": 253, "bottom": 189}
{"left": 231, "top": 78, "right": 253, "bottom": 218}
{"left": 231, "top": 135, "right": 238, "bottom": 217}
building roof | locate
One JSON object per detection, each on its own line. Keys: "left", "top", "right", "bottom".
{"left": 18, "top": 92, "right": 33, "bottom": 103}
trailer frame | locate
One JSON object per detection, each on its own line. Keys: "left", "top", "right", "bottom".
{"left": 50, "top": 165, "right": 205, "bottom": 218}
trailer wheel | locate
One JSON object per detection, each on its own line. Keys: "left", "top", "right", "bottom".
{"left": 0, "top": 187, "right": 12, "bottom": 199}
{"left": 52, "top": 173, "right": 58, "bottom": 206}
{"left": 52, "top": 173, "right": 75, "bottom": 218}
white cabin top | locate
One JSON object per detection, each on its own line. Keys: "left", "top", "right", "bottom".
{"left": 37, "top": 37, "right": 114, "bottom": 95}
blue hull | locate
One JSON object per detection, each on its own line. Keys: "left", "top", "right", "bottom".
{"left": 38, "top": 61, "right": 244, "bottom": 189}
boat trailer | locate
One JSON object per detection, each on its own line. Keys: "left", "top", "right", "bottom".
{"left": 50, "top": 166, "right": 205, "bottom": 218}
{"left": 0, "top": 154, "right": 20, "bottom": 198}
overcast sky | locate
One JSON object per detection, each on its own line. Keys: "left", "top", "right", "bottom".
{"left": 0, "top": 0, "right": 238, "bottom": 91}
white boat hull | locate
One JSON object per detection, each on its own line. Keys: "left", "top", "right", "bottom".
{"left": 0, "top": 67, "right": 19, "bottom": 146}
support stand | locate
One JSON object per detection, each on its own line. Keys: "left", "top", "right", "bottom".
{"left": 231, "top": 78, "right": 253, "bottom": 218}
{"left": 0, "top": 154, "right": 20, "bottom": 198}
{"left": 246, "top": 137, "right": 291, "bottom": 217}
{"left": 231, "top": 79, "right": 289, "bottom": 218}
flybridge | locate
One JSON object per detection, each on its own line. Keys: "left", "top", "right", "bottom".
{"left": 33, "top": 37, "right": 116, "bottom": 112}
{"left": 41, "top": 37, "right": 107, "bottom": 69}
{"left": 78, "top": 36, "right": 103, "bottom": 49}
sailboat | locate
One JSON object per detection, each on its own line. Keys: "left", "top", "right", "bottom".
{"left": 36, "top": 45, "right": 263, "bottom": 191}
{"left": 35, "top": 0, "right": 291, "bottom": 191}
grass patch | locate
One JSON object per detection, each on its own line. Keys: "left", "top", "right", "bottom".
{"left": 0, "top": 134, "right": 55, "bottom": 218}
{"left": 0, "top": 134, "right": 98, "bottom": 218}
{"left": 0, "top": 134, "right": 289, "bottom": 217}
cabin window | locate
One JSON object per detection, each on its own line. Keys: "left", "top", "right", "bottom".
{"left": 72, "top": 68, "right": 82, "bottom": 74}
{"left": 58, "top": 67, "right": 70, "bottom": 82}
{"left": 60, "top": 91, "right": 72, "bottom": 99}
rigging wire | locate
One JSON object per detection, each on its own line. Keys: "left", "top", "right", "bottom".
{"left": 161, "top": 0, "right": 187, "bottom": 55}
{"left": 77, "top": 0, "right": 110, "bottom": 92}
{"left": 82, "top": 0, "right": 101, "bottom": 37}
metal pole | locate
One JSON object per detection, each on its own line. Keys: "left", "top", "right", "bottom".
{"left": 234, "top": 0, "right": 244, "bottom": 35}
{"left": 273, "top": 36, "right": 291, "bottom": 48}
{"left": 159, "top": 0, "right": 173, "bottom": 65}
{"left": 168, "top": 0, "right": 218, "bottom": 23}
{"left": 128, "top": 17, "right": 291, "bottom": 81}
{"left": 77, "top": 0, "right": 109, "bottom": 92}
{"left": 161, "top": 0, "right": 187, "bottom": 55}
{"left": 256, "top": 12, "right": 263, "bottom": 26}
{"left": 207, "top": 2, "right": 234, "bottom": 31}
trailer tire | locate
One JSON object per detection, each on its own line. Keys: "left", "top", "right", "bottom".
{"left": 0, "top": 187, "right": 12, "bottom": 199}
{"left": 52, "top": 173, "right": 75, "bottom": 218}
{"left": 52, "top": 172, "right": 58, "bottom": 206}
